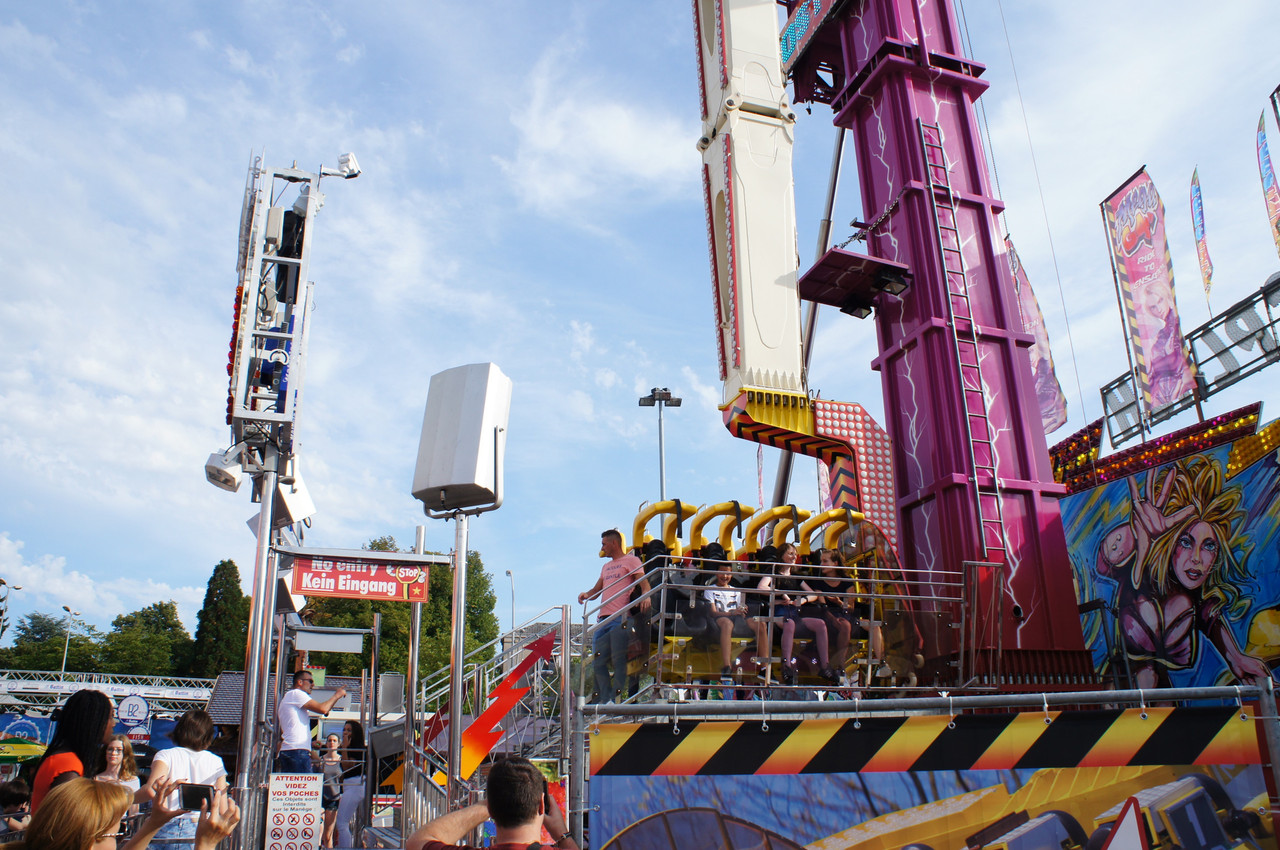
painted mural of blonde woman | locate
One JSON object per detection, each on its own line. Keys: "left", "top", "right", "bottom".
{"left": 1096, "top": 455, "right": 1269, "bottom": 688}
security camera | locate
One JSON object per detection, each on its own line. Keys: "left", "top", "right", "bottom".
{"left": 205, "top": 448, "right": 243, "bottom": 492}
{"left": 320, "top": 152, "right": 361, "bottom": 180}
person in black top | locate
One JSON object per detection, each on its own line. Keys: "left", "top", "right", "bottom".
{"left": 754, "top": 543, "right": 836, "bottom": 685}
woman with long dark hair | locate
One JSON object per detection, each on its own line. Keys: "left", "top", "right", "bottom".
{"left": 334, "top": 720, "right": 365, "bottom": 848}
{"left": 30, "top": 690, "right": 115, "bottom": 811}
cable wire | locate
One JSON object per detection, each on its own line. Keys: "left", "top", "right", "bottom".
{"left": 991, "top": 0, "right": 1091, "bottom": 426}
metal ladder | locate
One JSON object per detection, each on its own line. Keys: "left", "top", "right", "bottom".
{"left": 916, "top": 120, "right": 1008, "bottom": 566}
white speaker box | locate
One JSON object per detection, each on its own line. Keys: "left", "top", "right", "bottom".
{"left": 412, "top": 363, "right": 511, "bottom": 512}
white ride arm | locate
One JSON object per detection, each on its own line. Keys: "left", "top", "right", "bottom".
{"left": 695, "top": 0, "right": 804, "bottom": 404}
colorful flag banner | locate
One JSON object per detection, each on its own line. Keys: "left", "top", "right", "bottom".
{"left": 816, "top": 455, "right": 833, "bottom": 511}
{"left": 1190, "top": 167, "right": 1213, "bottom": 304}
{"left": 1258, "top": 113, "right": 1280, "bottom": 261}
{"left": 756, "top": 443, "right": 764, "bottom": 511}
{"left": 1005, "top": 237, "right": 1068, "bottom": 434}
{"left": 1101, "top": 169, "right": 1196, "bottom": 412}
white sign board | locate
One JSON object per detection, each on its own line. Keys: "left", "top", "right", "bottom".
{"left": 125, "top": 720, "right": 150, "bottom": 747}
{"left": 265, "top": 773, "right": 323, "bottom": 850}
{"left": 118, "top": 695, "right": 150, "bottom": 727}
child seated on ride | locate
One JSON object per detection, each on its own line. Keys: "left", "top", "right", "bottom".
{"left": 704, "top": 562, "right": 751, "bottom": 684}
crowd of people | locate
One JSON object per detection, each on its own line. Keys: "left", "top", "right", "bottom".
{"left": 581, "top": 529, "right": 888, "bottom": 701}
{"left": 0, "top": 669, "right": 376, "bottom": 850}
{"left": 7, "top": 689, "right": 240, "bottom": 850}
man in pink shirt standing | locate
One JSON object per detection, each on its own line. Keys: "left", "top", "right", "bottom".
{"left": 578, "top": 529, "right": 651, "bottom": 702}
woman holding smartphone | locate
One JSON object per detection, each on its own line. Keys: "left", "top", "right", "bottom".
{"left": 139, "top": 709, "right": 227, "bottom": 850}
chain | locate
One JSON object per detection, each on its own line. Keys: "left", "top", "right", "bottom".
{"left": 840, "top": 189, "right": 906, "bottom": 248}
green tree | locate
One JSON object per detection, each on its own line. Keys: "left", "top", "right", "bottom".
{"left": 101, "top": 601, "right": 194, "bottom": 677}
{"left": 188, "top": 559, "right": 251, "bottom": 678}
{"left": 5, "top": 612, "right": 103, "bottom": 672}
{"left": 305, "top": 537, "right": 499, "bottom": 679}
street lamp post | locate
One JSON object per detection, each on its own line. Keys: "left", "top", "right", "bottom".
{"left": 59, "top": 605, "right": 80, "bottom": 677}
{"left": 504, "top": 570, "right": 515, "bottom": 632}
{"left": 638, "top": 387, "right": 682, "bottom": 500}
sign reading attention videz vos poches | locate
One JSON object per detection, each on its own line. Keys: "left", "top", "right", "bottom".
{"left": 276, "top": 545, "right": 450, "bottom": 602}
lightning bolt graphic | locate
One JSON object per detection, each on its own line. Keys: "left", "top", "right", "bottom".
{"left": 444, "top": 631, "right": 556, "bottom": 783}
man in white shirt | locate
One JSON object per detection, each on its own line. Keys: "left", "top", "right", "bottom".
{"left": 277, "top": 670, "right": 347, "bottom": 773}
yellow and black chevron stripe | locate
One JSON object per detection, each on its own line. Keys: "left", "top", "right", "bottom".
{"left": 590, "top": 707, "right": 1260, "bottom": 776}
{"left": 723, "top": 391, "right": 860, "bottom": 506}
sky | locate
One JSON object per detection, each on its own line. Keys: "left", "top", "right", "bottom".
{"left": 1, "top": 1, "right": 1279, "bottom": 656}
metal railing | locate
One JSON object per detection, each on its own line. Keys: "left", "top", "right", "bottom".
{"left": 400, "top": 606, "right": 574, "bottom": 840}
{"left": 575, "top": 553, "right": 969, "bottom": 707}
{"left": 0, "top": 669, "right": 216, "bottom": 712}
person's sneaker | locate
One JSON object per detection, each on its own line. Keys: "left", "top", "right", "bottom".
{"left": 820, "top": 666, "right": 841, "bottom": 684}
{"left": 876, "top": 663, "right": 893, "bottom": 678}
{"left": 781, "top": 663, "right": 798, "bottom": 686}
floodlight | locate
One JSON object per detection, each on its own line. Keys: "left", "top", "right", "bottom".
{"left": 205, "top": 445, "right": 245, "bottom": 492}
{"left": 878, "top": 271, "right": 910, "bottom": 296}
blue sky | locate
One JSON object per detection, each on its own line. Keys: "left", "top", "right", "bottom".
{"left": 1, "top": 1, "right": 1278, "bottom": 648}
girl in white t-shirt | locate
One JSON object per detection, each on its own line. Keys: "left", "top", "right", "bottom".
{"left": 139, "top": 709, "right": 228, "bottom": 850}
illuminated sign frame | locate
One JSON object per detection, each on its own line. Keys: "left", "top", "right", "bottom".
{"left": 1101, "top": 273, "right": 1280, "bottom": 446}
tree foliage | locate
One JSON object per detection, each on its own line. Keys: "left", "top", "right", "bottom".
{"left": 101, "top": 601, "right": 193, "bottom": 677}
{"left": 2, "top": 612, "right": 103, "bottom": 673}
{"left": 304, "top": 536, "right": 499, "bottom": 679}
{"left": 189, "top": 559, "right": 251, "bottom": 678}
{"left": 0, "top": 561, "right": 250, "bottom": 679}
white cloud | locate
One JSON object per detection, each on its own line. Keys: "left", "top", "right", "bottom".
{"left": 0, "top": 533, "right": 206, "bottom": 633}
{"left": 494, "top": 38, "right": 697, "bottom": 222}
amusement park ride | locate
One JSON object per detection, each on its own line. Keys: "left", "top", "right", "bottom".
{"left": 202, "top": 1, "right": 1280, "bottom": 847}
{"left": 601, "top": 0, "right": 1280, "bottom": 696}
{"left": 679, "top": 0, "right": 1089, "bottom": 688}
{"left": 572, "top": 2, "right": 1280, "bottom": 847}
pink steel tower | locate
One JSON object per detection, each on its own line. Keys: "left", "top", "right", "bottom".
{"left": 783, "top": 0, "right": 1090, "bottom": 681}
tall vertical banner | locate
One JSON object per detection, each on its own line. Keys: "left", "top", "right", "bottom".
{"left": 1258, "top": 113, "right": 1280, "bottom": 261}
{"left": 1101, "top": 169, "right": 1196, "bottom": 412}
{"left": 1005, "top": 237, "right": 1068, "bottom": 434}
{"left": 1190, "top": 167, "right": 1213, "bottom": 304}
{"left": 816, "top": 455, "right": 833, "bottom": 511}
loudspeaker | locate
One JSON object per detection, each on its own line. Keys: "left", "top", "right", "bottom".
{"left": 275, "top": 572, "right": 308, "bottom": 614}
{"left": 377, "top": 673, "right": 405, "bottom": 714}
{"left": 412, "top": 363, "right": 511, "bottom": 512}
{"left": 368, "top": 721, "right": 404, "bottom": 760}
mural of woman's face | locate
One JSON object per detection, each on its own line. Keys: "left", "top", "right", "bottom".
{"left": 1174, "top": 520, "right": 1220, "bottom": 590}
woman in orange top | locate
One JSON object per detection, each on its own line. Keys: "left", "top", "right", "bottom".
{"left": 29, "top": 690, "right": 115, "bottom": 811}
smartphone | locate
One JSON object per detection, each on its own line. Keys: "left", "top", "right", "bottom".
{"left": 179, "top": 783, "right": 215, "bottom": 811}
